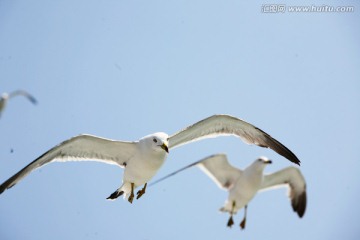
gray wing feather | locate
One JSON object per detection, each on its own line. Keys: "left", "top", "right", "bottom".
{"left": 0, "top": 134, "right": 137, "bottom": 194}
{"left": 150, "top": 154, "right": 240, "bottom": 189}
{"left": 198, "top": 154, "right": 242, "bottom": 190}
{"left": 169, "top": 115, "right": 300, "bottom": 165}
{"left": 260, "top": 167, "right": 307, "bottom": 218}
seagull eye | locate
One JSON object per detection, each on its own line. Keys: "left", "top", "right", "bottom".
{"left": 153, "top": 138, "right": 158, "bottom": 143}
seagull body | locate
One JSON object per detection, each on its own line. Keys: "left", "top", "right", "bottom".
{"left": 0, "top": 115, "right": 300, "bottom": 203}
{"left": 0, "top": 90, "right": 37, "bottom": 117}
{"left": 124, "top": 133, "right": 168, "bottom": 186}
{"left": 218, "top": 158, "right": 265, "bottom": 214}
{"left": 152, "top": 154, "right": 306, "bottom": 229}
{"left": 113, "top": 133, "right": 169, "bottom": 200}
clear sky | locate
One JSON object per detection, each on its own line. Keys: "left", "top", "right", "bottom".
{"left": 0, "top": 1, "right": 359, "bottom": 240}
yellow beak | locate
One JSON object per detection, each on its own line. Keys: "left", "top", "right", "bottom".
{"left": 161, "top": 143, "right": 169, "bottom": 153}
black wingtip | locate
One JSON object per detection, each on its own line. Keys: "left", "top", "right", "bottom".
{"left": 293, "top": 158, "right": 301, "bottom": 166}
{"left": 289, "top": 151, "right": 301, "bottom": 166}
{"left": 258, "top": 128, "right": 301, "bottom": 166}
{"left": 29, "top": 96, "right": 38, "bottom": 105}
{"left": 0, "top": 183, "right": 6, "bottom": 195}
{"left": 271, "top": 139, "right": 301, "bottom": 166}
{"left": 0, "top": 184, "right": 10, "bottom": 195}
{"left": 292, "top": 191, "right": 307, "bottom": 218}
{"left": 0, "top": 175, "right": 20, "bottom": 195}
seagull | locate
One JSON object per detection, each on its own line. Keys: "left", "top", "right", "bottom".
{"left": 0, "top": 90, "right": 37, "bottom": 118}
{"left": 151, "top": 154, "right": 306, "bottom": 229}
{"left": 0, "top": 114, "right": 300, "bottom": 204}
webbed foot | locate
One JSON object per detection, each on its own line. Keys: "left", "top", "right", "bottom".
{"left": 240, "top": 218, "right": 246, "bottom": 229}
{"left": 136, "top": 183, "right": 147, "bottom": 200}
{"left": 227, "top": 216, "right": 234, "bottom": 228}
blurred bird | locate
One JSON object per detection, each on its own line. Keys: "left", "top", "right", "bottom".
{"left": 0, "top": 90, "right": 37, "bottom": 118}
{"left": 151, "top": 154, "right": 306, "bottom": 229}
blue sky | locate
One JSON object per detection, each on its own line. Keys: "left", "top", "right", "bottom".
{"left": 0, "top": 1, "right": 359, "bottom": 239}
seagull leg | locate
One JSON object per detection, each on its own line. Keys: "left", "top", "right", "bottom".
{"left": 136, "top": 183, "right": 147, "bottom": 200}
{"left": 239, "top": 205, "right": 248, "bottom": 230}
{"left": 128, "top": 183, "right": 135, "bottom": 204}
{"left": 227, "top": 201, "right": 236, "bottom": 228}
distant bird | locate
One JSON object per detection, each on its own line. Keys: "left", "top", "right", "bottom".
{"left": 151, "top": 154, "right": 306, "bottom": 229}
{"left": 0, "top": 115, "right": 300, "bottom": 204}
{"left": 0, "top": 90, "right": 37, "bottom": 118}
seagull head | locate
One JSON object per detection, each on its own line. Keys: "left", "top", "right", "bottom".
{"left": 258, "top": 156, "right": 272, "bottom": 165}
{"left": 250, "top": 156, "right": 272, "bottom": 171}
{"left": 141, "top": 132, "right": 169, "bottom": 153}
{"left": 1, "top": 93, "right": 9, "bottom": 100}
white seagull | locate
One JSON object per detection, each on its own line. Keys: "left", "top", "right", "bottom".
{"left": 151, "top": 154, "right": 306, "bottom": 229}
{"left": 0, "top": 115, "right": 300, "bottom": 204}
{"left": 0, "top": 90, "right": 37, "bottom": 118}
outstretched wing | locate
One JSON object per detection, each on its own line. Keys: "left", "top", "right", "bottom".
{"left": 260, "top": 167, "right": 307, "bottom": 218}
{"left": 197, "top": 154, "right": 241, "bottom": 190}
{"left": 150, "top": 154, "right": 240, "bottom": 190}
{"left": 9, "top": 90, "right": 37, "bottom": 104}
{"left": 168, "top": 115, "right": 300, "bottom": 165}
{"left": 0, "top": 134, "right": 137, "bottom": 194}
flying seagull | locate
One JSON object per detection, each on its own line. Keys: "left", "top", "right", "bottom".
{"left": 0, "top": 90, "right": 37, "bottom": 118}
{"left": 0, "top": 114, "right": 300, "bottom": 203}
{"left": 151, "top": 154, "right": 306, "bottom": 229}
